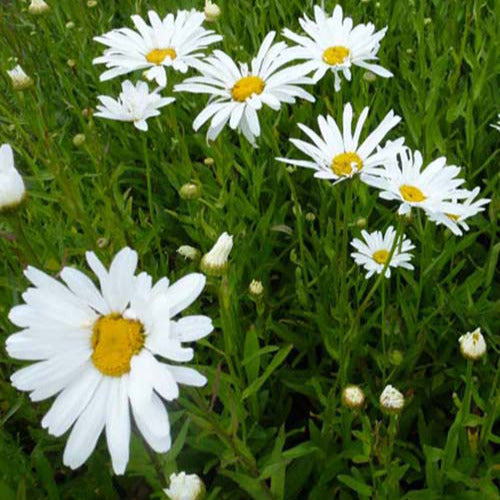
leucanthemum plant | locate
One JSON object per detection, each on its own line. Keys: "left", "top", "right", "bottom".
{"left": 95, "top": 80, "right": 175, "bottom": 131}
{"left": 93, "top": 10, "right": 222, "bottom": 87}
{"left": 363, "top": 147, "right": 470, "bottom": 216}
{"left": 283, "top": 4, "right": 393, "bottom": 91}
{"left": 175, "top": 31, "right": 315, "bottom": 145}
{"left": 427, "top": 187, "right": 490, "bottom": 236}
{"left": 6, "top": 247, "right": 212, "bottom": 474}
{"left": 276, "top": 103, "right": 404, "bottom": 184}
{"left": 350, "top": 226, "right": 415, "bottom": 278}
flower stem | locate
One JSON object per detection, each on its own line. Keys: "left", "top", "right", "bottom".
{"left": 142, "top": 134, "right": 155, "bottom": 224}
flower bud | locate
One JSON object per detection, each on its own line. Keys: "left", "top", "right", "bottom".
{"left": 379, "top": 384, "right": 404, "bottom": 414}
{"left": 177, "top": 245, "right": 200, "bottom": 261}
{"left": 363, "top": 71, "right": 377, "bottom": 82}
{"left": 249, "top": 279, "right": 263, "bottom": 297}
{"left": 0, "top": 144, "right": 26, "bottom": 212}
{"left": 305, "top": 212, "right": 316, "bottom": 222}
{"left": 164, "top": 472, "right": 205, "bottom": 500}
{"left": 66, "top": 21, "right": 75, "bottom": 29}
{"left": 356, "top": 217, "right": 367, "bottom": 229}
{"left": 87, "top": 0, "right": 97, "bottom": 7}
{"left": 342, "top": 385, "right": 365, "bottom": 410}
{"left": 459, "top": 328, "right": 486, "bottom": 361}
{"left": 203, "top": 157, "right": 215, "bottom": 166}
{"left": 200, "top": 232, "right": 233, "bottom": 276}
{"left": 7, "top": 65, "right": 33, "bottom": 91}
{"left": 204, "top": 0, "right": 221, "bottom": 22}
{"left": 72, "top": 134, "right": 86, "bottom": 147}
{"left": 28, "top": 0, "right": 50, "bottom": 14}
{"left": 179, "top": 183, "right": 202, "bottom": 200}
{"left": 67, "top": 59, "right": 76, "bottom": 68}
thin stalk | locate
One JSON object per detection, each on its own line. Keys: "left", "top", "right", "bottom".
{"left": 142, "top": 134, "right": 155, "bottom": 224}
{"left": 6, "top": 210, "right": 40, "bottom": 267}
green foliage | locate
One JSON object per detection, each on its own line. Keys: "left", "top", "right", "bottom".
{"left": 0, "top": 0, "right": 499, "bottom": 499}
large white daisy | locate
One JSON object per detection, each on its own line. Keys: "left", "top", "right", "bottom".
{"left": 95, "top": 80, "right": 175, "bottom": 131}
{"left": 276, "top": 103, "right": 404, "bottom": 184}
{"left": 426, "top": 187, "right": 490, "bottom": 236}
{"left": 93, "top": 9, "right": 223, "bottom": 87}
{"left": 283, "top": 4, "right": 393, "bottom": 91}
{"left": 363, "top": 147, "right": 469, "bottom": 216}
{"left": 174, "top": 31, "right": 315, "bottom": 145}
{"left": 6, "top": 247, "right": 212, "bottom": 474}
{"left": 351, "top": 226, "right": 415, "bottom": 279}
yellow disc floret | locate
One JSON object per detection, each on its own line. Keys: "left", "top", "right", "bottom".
{"left": 231, "top": 76, "right": 265, "bottom": 102}
{"left": 400, "top": 185, "right": 427, "bottom": 203}
{"left": 373, "top": 249, "right": 390, "bottom": 264}
{"left": 331, "top": 152, "right": 363, "bottom": 177}
{"left": 91, "top": 314, "right": 144, "bottom": 377}
{"left": 322, "top": 46, "right": 350, "bottom": 66}
{"left": 146, "top": 48, "right": 177, "bottom": 65}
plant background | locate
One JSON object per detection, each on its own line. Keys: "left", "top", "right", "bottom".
{"left": 0, "top": 0, "right": 499, "bottom": 498}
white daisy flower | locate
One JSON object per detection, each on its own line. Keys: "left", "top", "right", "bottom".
{"left": 93, "top": 10, "right": 222, "bottom": 87}
{"left": 174, "top": 31, "right": 315, "bottom": 145}
{"left": 28, "top": 0, "right": 50, "bottom": 15}
{"left": 200, "top": 232, "right": 233, "bottom": 276}
{"left": 490, "top": 114, "right": 500, "bottom": 132}
{"left": 0, "top": 144, "right": 26, "bottom": 211}
{"left": 341, "top": 385, "right": 365, "bottom": 410}
{"left": 95, "top": 80, "right": 175, "bottom": 131}
{"left": 283, "top": 4, "right": 393, "bottom": 91}
{"left": 426, "top": 187, "right": 490, "bottom": 236}
{"left": 363, "top": 147, "right": 469, "bottom": 216}
{"left": 6, "top": 247, "right": 213, "bottom": 474}
{"left": 350, "top": 226, "right": 415, "bottom": 279}
{"left": 276, "top": 103, "right": 404, "bottom": 184}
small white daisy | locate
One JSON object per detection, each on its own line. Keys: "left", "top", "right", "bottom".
{"left": 350, "top": 226, "right": 415, "bottom": 279}
{"left": 93, "top": 10, "right": 222, "bottom": 87}
{"left": 363, "top": 147, "right": 469, "bottom": 216}
{"left": 95, "top": 80, "right": 175, "bottom": 131}
{"left": 174, "top": 31, "right": 315, "bottom": 145}
{"left": 490, "top": 114, "right": 500, "bottom": 132}
{"left": 283, "top": 4, "right": 393, "bottom": 91}
{"left": 6, "top": 247, "right": 213, "bottom": 474}
{"left": 276, "top": 103, "right": 404, "bottom": 184}
{"left": 427, "top": 187, "right": 490, "bottom": 236}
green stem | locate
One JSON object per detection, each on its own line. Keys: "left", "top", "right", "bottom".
{"left": 142, "top": 135, "right": 155, "bottom": 224}
{"left": 6, "top": 210, "right": 40, "bottom": 267}
{"left": 461, "top": 360, "right": 473, "bottom": 427}
{"left": 381, "top": 281, "right": 387, "bottom": 383}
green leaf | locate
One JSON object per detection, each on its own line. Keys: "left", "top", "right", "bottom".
{"left": 242, "top": 344, "right": 293, "bottom": 400}
{"left": 337, "top": 474, "right": 373, "bottom": 497}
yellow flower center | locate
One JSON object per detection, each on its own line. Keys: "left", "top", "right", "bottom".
{"left": 331, "top": 152, "right": 363, "bottom": 177}
{"left": 91, "top": 314, "right": 144, "bottom": 377}
{"left": 400, "top": 185, "right": 427, "bottom": 203}
{"left": 373, "top": 249, "right": 390, "bottom": 264}
{"left": 446, "top": 213, "right": 460, "bottom": 221}
{"left": 231, "top": 76, "right": 265, "bottom": 102}
{"left": 322, "top": 46, "right": 350, "bottom": 66}
{"left": 146, "top": 48, "right": 177, "bottom": 65}
{"left": 472, "top": 332, "right": 480, "bottom": 342}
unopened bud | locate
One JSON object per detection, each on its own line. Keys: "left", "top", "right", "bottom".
{"left": 177, "top": 245, "right": 200, "bottom": 261}
{"left": 179, "top": 183, "right": 202, "bottom": 200}
{"left": 459, "top": 328, "right": 486, "bottom": 361}
{"left": 203, "top": 157, "right": 215, "bottom": 166}
{"left": 28, "top": 0, "right": 50, "bottom": 14}
{"left": 200, "top": 232, "right": 233, "bottom": 276}
{"left": 72, "top": 134, "right": 86, "bottom": 147}
{"left": 249, "top": 280, "right": 264, "bottom": 297}
{"left": 380, "top": 385, "right": 404, "bottom": 414}
{"left": 342, "top": 385, "right": 365, "bottom": 410}
{"left": 204, "top": 0, "right": 221, "bottom": 22}
{"left": 7, "top": 65, "right": 33, "bottom": 91}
